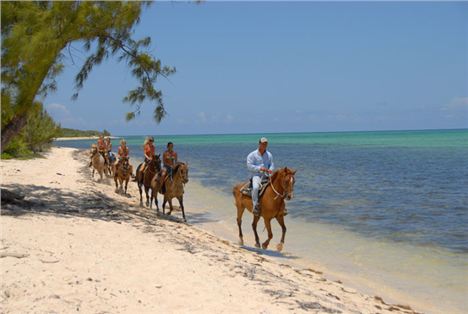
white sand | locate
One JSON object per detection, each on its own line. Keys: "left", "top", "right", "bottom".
{"left": 1, "top": 147, "right": 418, "bottom": 313}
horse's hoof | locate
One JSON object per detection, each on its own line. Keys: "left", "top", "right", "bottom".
{"left": 255, "top": 243, "right": 260, "bottom": 248}
{"left": 276, "top": 243, "right": 283, "bottom": 252}
{"left": 115, "top": 189, "right": 119, "bottom": 193}
{"left": 262, "top": 243, "right": 268, "bottom": 250}
{"left": 239, "top": 240, "right": 244, "bottom": 246}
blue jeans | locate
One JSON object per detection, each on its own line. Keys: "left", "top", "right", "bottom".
{"left": 164, "top": 165, "right": 173, "bottom": 179}
{"left": 251, "top": 175, "right": 263, "bottom": 208}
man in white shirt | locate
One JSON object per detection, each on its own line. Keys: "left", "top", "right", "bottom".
{"left": 246, "top": 137, "right": 274, "bottom": 216}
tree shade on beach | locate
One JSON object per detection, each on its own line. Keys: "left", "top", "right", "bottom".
{"left": 1, "top": 1, "right": 175, "bottom": 152}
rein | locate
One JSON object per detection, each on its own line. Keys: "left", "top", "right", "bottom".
{"left": 269, "top": 175, "right": 287, "bottom": 200}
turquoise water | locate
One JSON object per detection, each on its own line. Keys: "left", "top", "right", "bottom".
{"left": 57, "top": 129, "right": 468, "bottom": 253}
{"left": 57, "top": 129, "right": 468, "bottom": 312}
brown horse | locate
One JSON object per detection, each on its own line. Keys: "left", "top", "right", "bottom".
{"left": 232, "top": 167, "right": 296, "bottom": 251}
{"left": 135, "top": 155, "right": 161, "bottom": 207}
{"left": 90, "top": 145, "right": 105, "bottom": 181}
{"left": 159, "top": 162, "right": 189, "bottom": 222}
{"left": 113, "top": 157, "right": 133, "bottom": 194}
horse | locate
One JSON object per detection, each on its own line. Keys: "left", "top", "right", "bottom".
{"left": 232, "top": 167, "right": 296, "bottom": 252}
{"left": 159, "top": 162, "right": 189, "bottom": 222}
{"left": 135, "top": 155, "right": 161, "bottom": 207}
{"left": 90, "top": 145, "right": 106, "bottom": 181}
{"left": 113, "top": 157, "right": 133, "bottom": 194}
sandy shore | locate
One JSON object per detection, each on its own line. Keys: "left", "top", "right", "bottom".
{"left": 1, "top": 147, "right": 419, "bottom": 313}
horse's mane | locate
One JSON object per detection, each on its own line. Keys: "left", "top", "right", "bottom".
{"left": 173, "top": 162, "right": 186, "bottom": 175}
{"left": 270, "top": 168, "right": 284, "bottom": 182}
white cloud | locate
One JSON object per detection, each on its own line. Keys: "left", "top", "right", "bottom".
{"left": 45, "top": 103, "right": 86, "bottom": 128}
{"left": 197, "top": 112, "right": 208, "bottom": 124}
{"left": 441, "top": 97, "right": 468, "bottom": 111}
{"left": 46, "top": 103, "right": 70, "bottom": 114}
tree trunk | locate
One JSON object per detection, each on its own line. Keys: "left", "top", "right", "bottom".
{"left": 1, "top": 113, "right": 28, "bottom": 152}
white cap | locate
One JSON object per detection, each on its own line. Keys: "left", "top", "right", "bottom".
{"left": 259, "top": 137, "right": 268, "bottom": 143}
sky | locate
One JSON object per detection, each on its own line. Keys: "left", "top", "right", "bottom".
{"left": 44, "top": 1, "right": 468, "bottom": 136}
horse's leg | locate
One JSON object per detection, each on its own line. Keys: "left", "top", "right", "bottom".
{"left": 145, "top": 186, "right": 150, "bottom": 207}
{"left": 167, "top": 199, "right": 174, "bottom": 215}
{"left": 124, "top": 178, "right": 129, "bottom": 195}
{"left": 162, "top": 197, "right": 167, "bottom": 215}
{"left": 149, "top": 188, "right": 153, "bottom": 209}
{"left": 235, "top": 190, "right": 246, "bottom": 245}
{"left": 92, "top": 168, "right": 95, "bottom": 178}
{"left": 152, "top": 189, "right": 159, "bottom": 212}
{"left": 276, "top": 214, "right": 287, "bottom": 252}
{"left": 138, "top": 182, "right": 143, "bottom": 207}
{"left": 114, "top": 175, "right": 119, "bottom": 193}
{"left": 177, "top": 196, "right": 186, "bottom": 222}
{"left": 252, "top": 215, "right": 261, "bottom": 248}
{"left": 262, "top": 218, "right": 273, "bottom": 250}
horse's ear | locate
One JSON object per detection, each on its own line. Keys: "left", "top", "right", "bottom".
{"left": 292, "top": 169, "right": 297, "bottom": 175}
{"left": 284, "top": 166, "right": 289, "bottom": 172}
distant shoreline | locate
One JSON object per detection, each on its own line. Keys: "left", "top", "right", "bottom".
{"left": 54, "top": 136, "right": 118, "bottom": 141}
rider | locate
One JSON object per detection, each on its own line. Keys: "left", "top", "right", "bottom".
{"left": 140, "top": 136, "right": 156, "bottom": 173}
{"left": 162, "top": 142, "right": 178, "bottom": 182}
{"left": 97, "top": 135, "right": 108, "bottom": 165}
{"left": 246, "top": 137, "right": 274, "bottom": 216}
{"left": 117, "top": 139, "right": 129, "bottom": 160}
{"left": 105, "top": 136, "right": 114, "bottom": 165}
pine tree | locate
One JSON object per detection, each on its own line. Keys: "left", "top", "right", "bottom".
{"left": 1, "top": 1, "right": 175, "bottom": 151}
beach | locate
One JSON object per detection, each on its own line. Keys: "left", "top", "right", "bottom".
{"left": 0, "top": 147, "right": 419, "bottom": 313}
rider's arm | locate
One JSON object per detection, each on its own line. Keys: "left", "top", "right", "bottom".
{"left": 247, "top": 152, "right": 261, "bottom": 173}
{"left": 268, "top": 153, "right": 274, "bottom": 172}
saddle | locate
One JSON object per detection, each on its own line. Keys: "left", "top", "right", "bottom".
{"left": 240, "top": 177, "right": 270, "bottom": 198}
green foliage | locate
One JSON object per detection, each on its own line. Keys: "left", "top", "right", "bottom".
{"left": 23, "top": 102, "right": 61, "bottom": 153}
{"left": 57, "top": 128, "right": 111, "bottom": 138}
{"left": 1, "top": 101, "right": 60, "bottom": 157}
{"left": 1, "top": 1, "right": 174, "bottom": 150}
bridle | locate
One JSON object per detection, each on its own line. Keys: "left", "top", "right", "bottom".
{"left": 269, "top": 169, "right": 295, "bottom": 200}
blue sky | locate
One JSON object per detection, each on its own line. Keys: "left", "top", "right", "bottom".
{"left": 44, "top": 2, "right": 468, "bottom": 135}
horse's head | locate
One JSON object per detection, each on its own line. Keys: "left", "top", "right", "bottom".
{"left": 90, "top": 144, "right": 98, "bottom": 155}
{"left": 280, "top": 167, "right": 296, "bottom": 200}
{"left": 121, "top": 157, "right": 130, "bottom": 169}
{"left": 175, "top": 162, "right": 189, "bottom": 184}
{"left": 149, "top": 154, "right": 161, "bottom": 172}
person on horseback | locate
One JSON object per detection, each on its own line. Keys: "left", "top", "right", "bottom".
{"left": 117, "top": 139, "right": 129, "bottom": 160}
{"left": 105, "top": 136, "right": 115, "bottom": 165}
{"left": 97, "top": 135, "right": 109, "bottom": 165}
{"left": 140, "top": 136, "right": 156, "bottom": 173}
{"left": 247, "top": 137, "right": 274, "bottom": 216}
{"left": 162, "top": 142, "right": 178, "bottom": 182}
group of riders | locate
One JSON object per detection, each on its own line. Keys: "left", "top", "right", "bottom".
{"left": 89, "top": 134, "right": 283, "bottom": 217}
{"left": 89, "top": 135, "right": 178, "bottom": 184}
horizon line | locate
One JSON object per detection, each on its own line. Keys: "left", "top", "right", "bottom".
{"left": 109, "top": 127, "right": 468, "bottom": 138}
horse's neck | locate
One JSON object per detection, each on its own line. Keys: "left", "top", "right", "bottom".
{"left": 167, "top": 170, "right": 183, "bottom": 190}
{"left": 267, "top": 173, "right": 284, "bottom": 199}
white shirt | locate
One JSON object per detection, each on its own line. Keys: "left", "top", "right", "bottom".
{"left": 246, "top": 149, "right": 274, "bottom": 176}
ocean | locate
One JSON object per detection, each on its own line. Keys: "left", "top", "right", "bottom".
{"left": 56, "top": 129, "right": 468, "bottom": 313}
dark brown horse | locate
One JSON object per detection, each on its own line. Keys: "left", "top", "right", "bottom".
{"left": 232, "top": 167, "right": 296, "bottom": 251}
{"left": 158, "top": 162, "right": 189, "bottom": 222}
{"left": 113, "top": 157, "right": 133, "bottom": 194}
{"left": 135, "top": 155, "right": 161, "bottom": 207}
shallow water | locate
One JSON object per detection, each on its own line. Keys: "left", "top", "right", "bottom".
{"left": 56, "top": 129, "right": 468, "bottom": 313}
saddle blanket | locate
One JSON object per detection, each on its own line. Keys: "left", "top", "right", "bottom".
{"left": 240, "top": 177, "right": 270, "bottom": 198}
